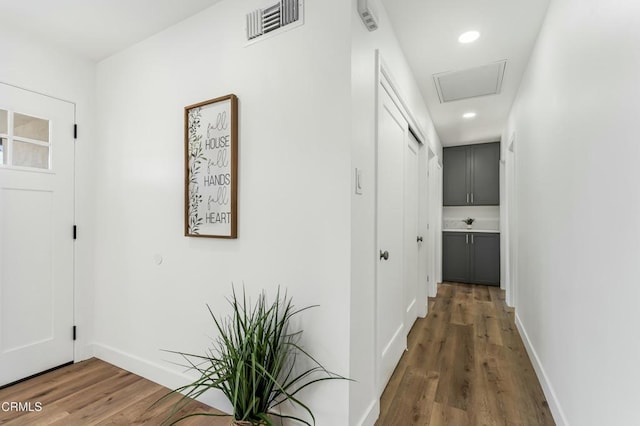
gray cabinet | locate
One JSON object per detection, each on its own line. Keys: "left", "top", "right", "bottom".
{"left": 471, "top": 233, "right": 501, "bottom": 285}
{"left": 442, "top": 146, "right": 468, "bottom": 205}
{"left": 443, "top": 142, "right": 500, "bottom": 206}
{"left": 471, "top": 143, "right": 500, "bottom": 205}
{"left": 443, "top": 232, "right": 500, "bottom": 286}
{"left": 442, "top": 232, "right": 470, "bottom": 282}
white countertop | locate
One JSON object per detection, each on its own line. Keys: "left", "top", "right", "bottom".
{"left": 443, "top": 217, "right": 500, "bottom": 233}
{"left": 443, "top": 229, "right": 500, "bottom": 234}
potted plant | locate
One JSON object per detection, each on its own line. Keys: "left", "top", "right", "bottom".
{"left": 463, "top": 217, "right": 475, "bottom": 229}
{"left": 159, "top": 287, "right": 347, "bottom": 425}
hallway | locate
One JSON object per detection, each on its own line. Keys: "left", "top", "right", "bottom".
{"left": 376, "top": 283, "right": 554, "bottom": 425}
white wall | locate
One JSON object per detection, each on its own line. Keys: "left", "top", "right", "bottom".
{"left": 92, "top": 0, "right": 352, "bottom": 423}
{"left": 350, "top": 0, "right": 442, "bottom": 423}
{"left": 0, "top": 27, "right": 97, "bottom": 363}
{"left": 443, "top": 206, "right": 500, "bottom": 227}
{"left": 503, "top": 0, "right": 640, "bottom": 424}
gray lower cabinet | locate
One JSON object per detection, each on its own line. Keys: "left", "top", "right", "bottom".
{"left": 443, "top": 232, "right": 500, "bottom": 286}
{"left": 442, "top": 232, "right": 470, "bottom": 282}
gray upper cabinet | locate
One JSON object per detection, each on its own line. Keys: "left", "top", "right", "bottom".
{"left": 443, "top": 142, "right": 500, "bottom": 206}
{"left": 442, "top": 146, "right": 469, "bottom": 206}
{"left": 471, "top": 143, "right": 500, "bottom": 205}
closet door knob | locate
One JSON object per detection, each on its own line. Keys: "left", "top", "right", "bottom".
{"left": 379, "top": 250, "right": 389, "bottom": 260}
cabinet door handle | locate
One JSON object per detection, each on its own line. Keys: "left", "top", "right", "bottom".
{"left": 466, "top": 234, "right": 469, "bottom": 244}
{"left": 471, "top": 193, "right": 474, "bottom": 204}
{"left": 466, "top": 193, "right": 470, "bottom": 203}
{"left": 471, "top": 234, "right": 474, "bottom": 244}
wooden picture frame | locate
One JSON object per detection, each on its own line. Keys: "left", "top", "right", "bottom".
{"left": 184, "top": 94, "right": 238, "bottom": 238}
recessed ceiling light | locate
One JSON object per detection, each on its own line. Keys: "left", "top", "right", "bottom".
{"left": 458, "top": 31, "right": 480, "bottom": 44}
{"left": 463, "top": 112, "right": 477, "bottom": 119}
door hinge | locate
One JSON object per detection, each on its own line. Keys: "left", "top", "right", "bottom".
{"left": 73, "top": 225, "right": 77, "bottom": 240}
{"left": 73, "top": 124, "right": 78, "bottom": 139}
{"left": 73, "top": 326, "right": 77, "bottom": 341}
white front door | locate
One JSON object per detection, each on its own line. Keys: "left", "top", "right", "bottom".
{"left": 0, "top": 83, "right": 75, "bottom": 386}
{"left": 403, "top": 132, "right": 419, "bottom": 336}
{"left": 376, "top": 83, "right": 407, "bottom": 392}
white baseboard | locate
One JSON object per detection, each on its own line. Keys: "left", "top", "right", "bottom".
{"left": 417, "top": 302, "right": 428, "bottom": 318}
{"left": 379, "top": 325, "right": 406, "bottom": 394}
{"left": 514, "top": 314, "right": 569, "bottom": 426}
{"left": 91, "top": 342, "right": 232, "bottom": 414}
{"left": 356, "top": 399, "right": 379, "bottom": 426}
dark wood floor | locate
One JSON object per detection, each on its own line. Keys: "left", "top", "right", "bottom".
{"left": 376, "top": 282, "right": 555, "bottom": 426}
{"left": 0, "top": 358, "right": 228, "bottom": 425}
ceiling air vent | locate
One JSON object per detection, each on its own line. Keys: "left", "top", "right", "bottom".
{"left": 433, "top": 60, "right": 507, "bottom": 103}
{"left": 246, "top": 0, "right": 304, "bottom": 43}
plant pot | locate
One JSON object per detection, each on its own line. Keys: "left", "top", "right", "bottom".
{"left": 232, "top": 420, "right": 267, "bottom": 426}
{"left": 466, "top": 225, "right": 472, "bottom": 229}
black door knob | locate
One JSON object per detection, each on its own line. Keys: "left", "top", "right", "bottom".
{"left": 417, "top": 236, "right": 423, "bottom": 243}
{"left": 379, "top": 250, "right": 389, "bottom": 260}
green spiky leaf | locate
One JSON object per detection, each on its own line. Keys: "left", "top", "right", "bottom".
{"left": 157, "top": 287, "right": 350, "bottom": 425}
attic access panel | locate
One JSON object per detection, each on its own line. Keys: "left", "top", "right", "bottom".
{"left": 433, "top": 60, "right": 507, "bottom": 103}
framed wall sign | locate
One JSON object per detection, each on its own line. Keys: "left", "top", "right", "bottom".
{"left": 184, "top": 94, "right": 238, "bottom": 238}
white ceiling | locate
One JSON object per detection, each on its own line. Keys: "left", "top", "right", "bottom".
{"left": 0, "top": 0, "right": 224, "bottom": 61}
{"left": 1, "top": 0, "right": 549, "bottom": 146}
{"left": 380, "top": 0, "right": 550, "bottom": 146}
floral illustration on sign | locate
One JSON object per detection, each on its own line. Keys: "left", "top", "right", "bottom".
{"left": 188, "top": 108, "right": 205, "bottom": 234}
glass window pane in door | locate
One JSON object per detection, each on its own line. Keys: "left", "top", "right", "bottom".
{"left": 13, "top": 140, "right": 49, "bottom": 169}
{"left": 0, "top": 110, "right": 7, "bottom": 134}
{"left": 0, "top": 138, "right": 5, "bottom": 165}
{"left": 14, "top": 113, "right": 49, "bottom": 142}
